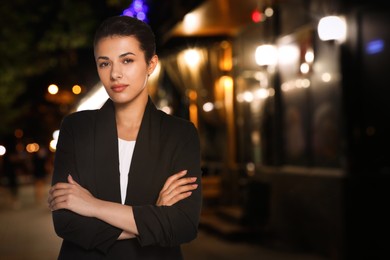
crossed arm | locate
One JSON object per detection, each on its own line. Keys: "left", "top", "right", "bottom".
{"left": 48, "top": 170, "right": 198, "bottom": 240}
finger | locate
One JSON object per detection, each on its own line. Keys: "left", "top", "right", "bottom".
{"left": 160, "top": 182, "right": 198, "bottom": 204}
{"left": 49, "top": 193, "right": 70, "bottom": 211}
{"left": 166, "top": 183, "right": 198, "bottom": 200}
{"left": 67, "top": 174, "right": 80, "bottom": 186}
{"left": 164, "top": 192, "right": 193, "bottom": 206}
{"left": 48, "top": 187, "right": 72, "bottom": 204}
{"left": 173, "top": 177, "right": 198, "bottom": 187}
{"left": 68, "top": 175, "right": 89, "bottom": 195}
{"left": 50, "top": 199, "right": 70, "bottom": 211}
{"left": 173, "top": 183, "right": 198, "bottom": 194}
{"left": 161, "top": 170, "right": 187, "bottom": 191}
{"left": 49, "top": 185, "right": 71, "bottom": 204}
{"left": 165, "top": 177, "right": 197, "bottom": 195}
{"left": 164, "top": 170, "right": 187, "bottom": 189}
{"left": 49, "top": 182, "right": 72, "bottom": 194}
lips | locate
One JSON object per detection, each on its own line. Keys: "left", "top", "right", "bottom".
{"left": 111, "top": 84, "right": 128, "bottom": 93}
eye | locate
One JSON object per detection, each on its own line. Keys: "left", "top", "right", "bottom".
{"left": 123, "top": 58, "right": 134, "bottom": 64}
{"left": 98, "top": 62, "right": 110, "bottom": 68}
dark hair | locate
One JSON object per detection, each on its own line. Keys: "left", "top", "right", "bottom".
{"left": 94, "top": 15, "right": 156, "bottom": 63}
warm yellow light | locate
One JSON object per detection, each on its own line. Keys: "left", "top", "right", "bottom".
{"left": 243, "top": 91, "right": 254, "bottom": 102}
{"left": 26, "top": 143, "right": 40, "bottom": 153}
{"left": 48, "top": 84, "right": 59, "bottom": 95}
{"left": 203, "top": 102, "right": 214, "bottom": 112}
{"left": 187, "top": 90, "right": 198, "bottom": 128}
{"left": 50, "top": 139, "right": 57, "bottom": 152}
{"left": 300, "top": 63, "right": 310, "bottom": 74}
{"left": 188, "top": 90, "right": 197, "bottom": 101}
{"left": 183, "top": 13, "right": 199, "bottom": 34}
{"left": 305, "top": 50, "right": 314, "bottom": 63}
{"left": 278, "top": 44, "right": 300, "bottom": 65}
{"left": 255, "top": 44, "right": 278, "bottom": 66}
{"left": 255, "top": 88, "right": 269, "bottom": 99}
{"left": 264, "top": 7, "right": 274, "bottom": 17}
{"left": 219, "top": 41, "right": 233, "bottom": 71}
{"left": 52, "top": 130, "right": 59, "bottom": 140}
{"left": 268, "top": 88, "right": 275, "bottom": 97}
{"left": 72, "top": 85, "right": 82, "bottom": 95}
{"left": 184, "top": 49, "right": 200, "bottom": 66}
{"left": 220, "top": 76, "right": 233, "bottom": 91}
{"left": 321, "top": 73, "right": 332, "bottom": 82}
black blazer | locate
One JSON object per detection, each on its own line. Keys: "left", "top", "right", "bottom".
{"left": 51, "top": 98, "right": 202, "bottom": 259}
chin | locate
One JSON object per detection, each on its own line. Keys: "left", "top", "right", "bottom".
{"left": 109, "top": 93, "right": 147, "bottom": 106}
{"left": 110, "top": 97, "right": 133, "bottom": 105}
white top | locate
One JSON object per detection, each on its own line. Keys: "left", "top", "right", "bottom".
{"left": 118, "top": 138, "right": 136, "bottom": 204}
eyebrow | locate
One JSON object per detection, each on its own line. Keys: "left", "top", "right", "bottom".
{"left": 96, "top": 52, "right": 136, "bottom": 61}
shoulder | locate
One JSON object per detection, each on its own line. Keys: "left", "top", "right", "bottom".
{"left": 156, "top": 110, "right": 199, "bottom": 141}
{"left": 60, "top": 109, "right": 98, "bottom": 129}
{"left": 158, "top": 110, "right": 196, "bottom": 131}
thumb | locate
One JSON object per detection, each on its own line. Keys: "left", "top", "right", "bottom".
{"left": 67, "top": 174, "right": 79, "bottom": 186}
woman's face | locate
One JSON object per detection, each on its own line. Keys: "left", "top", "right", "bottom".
{"left": 94, "top": 36, "right": 157, "bottom": 105}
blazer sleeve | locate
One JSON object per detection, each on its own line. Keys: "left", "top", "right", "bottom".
{"left": 51, "top": 114, "right": 122, "bottom": 254}
{"left": 133, "top": 123, "right": 203, "bottom": 247}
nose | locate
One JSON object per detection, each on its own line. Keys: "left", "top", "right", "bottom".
{"left": 110, "top": 64, "right": 122, "bottom": 80}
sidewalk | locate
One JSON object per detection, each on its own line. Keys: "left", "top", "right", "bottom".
{"left": 0, "top": 183, "right": 61, "bottom": 260}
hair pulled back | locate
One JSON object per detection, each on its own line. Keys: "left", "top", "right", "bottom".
{"left": 94, "top": 15, "right": 156, "bottom": 63}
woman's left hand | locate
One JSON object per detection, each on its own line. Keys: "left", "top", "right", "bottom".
{"left": 48, "top": 175, "right": 97, "bottom": 217}
{"left": 156, "top": 170, "right": 198, "bottom": 206}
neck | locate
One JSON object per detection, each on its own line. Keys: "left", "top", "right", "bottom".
{"left": 114, "top": 95, "right": 148, "bottom": 141}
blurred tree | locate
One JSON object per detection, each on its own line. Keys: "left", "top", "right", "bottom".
{"left": 0, "top": 0, "right": 204, "bottom": 139}
{"left": 0, "top": 0, "right": 117, "bottom": 136}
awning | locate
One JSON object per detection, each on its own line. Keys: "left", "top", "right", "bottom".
{"left": 164, "top": 0, "right": 260, "bottom": 41}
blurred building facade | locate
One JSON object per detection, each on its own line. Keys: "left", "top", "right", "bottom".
{"left": 74, "top": 0, "right": 389, "bottom": 259}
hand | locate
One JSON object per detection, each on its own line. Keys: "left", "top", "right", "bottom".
{"left": 118, "top": 231, "right": 136, "bottom": 240}
{"left": 156, "top": 170, "right": 198, "bottom": 206}
{"left": 48, "top": 175, "right": 97, "bottom": 217}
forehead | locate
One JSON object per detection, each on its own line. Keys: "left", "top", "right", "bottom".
{"left": 94, "top": 35, "right": 142, "bottom": 56}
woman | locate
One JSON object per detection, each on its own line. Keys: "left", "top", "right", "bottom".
{"left": 48, "top": 15, "right": 202, "bottom": 259}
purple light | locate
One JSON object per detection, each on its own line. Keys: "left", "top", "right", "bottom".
{"left": 123, "top": 9, "right": 134, "bottom": 17}
{"left": 134, "top": 0, "right": 143, "bottom": 12}
{"left": 122, "top": 0, "right": 149, "bottom": 22}
{"left": 137, "top": 12, "right": 146, "bottom": 21}
{"left": 366, "top": 39, "right": 384, "bottom": 55}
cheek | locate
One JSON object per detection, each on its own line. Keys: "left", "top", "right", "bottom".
{"left": 97, "top": 70, "right": 110, "bottom": 82}
{"left": 131, "top": 66, "right": 148, "bottom": 78}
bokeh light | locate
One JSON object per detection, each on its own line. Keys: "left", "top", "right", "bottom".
{"left": 72, "top": 85, "right": 82, "bottom": 95}
{"left": 0, "top": 145, "right": 6, "bottom": 156}
{"left": 48, "top": 84, "right": 59, "bottom": 95}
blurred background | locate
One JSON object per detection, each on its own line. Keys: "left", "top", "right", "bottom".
{"left": 0, "top": 0, "right": 389, "bottom": 259}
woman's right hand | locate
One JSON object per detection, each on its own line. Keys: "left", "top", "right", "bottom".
{"left": 156, "top": 170, "right": 198, "bottom": 206}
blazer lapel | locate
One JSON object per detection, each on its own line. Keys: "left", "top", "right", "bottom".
{"left": 94, "top": 99, "right": 121, "bottom": 202}
{"left": 125, "top": 98, "right": 161, "bottom": 205}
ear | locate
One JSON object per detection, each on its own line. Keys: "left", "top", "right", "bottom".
{"left": 147, "top": 55, "right": 159, "bottom": 76}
